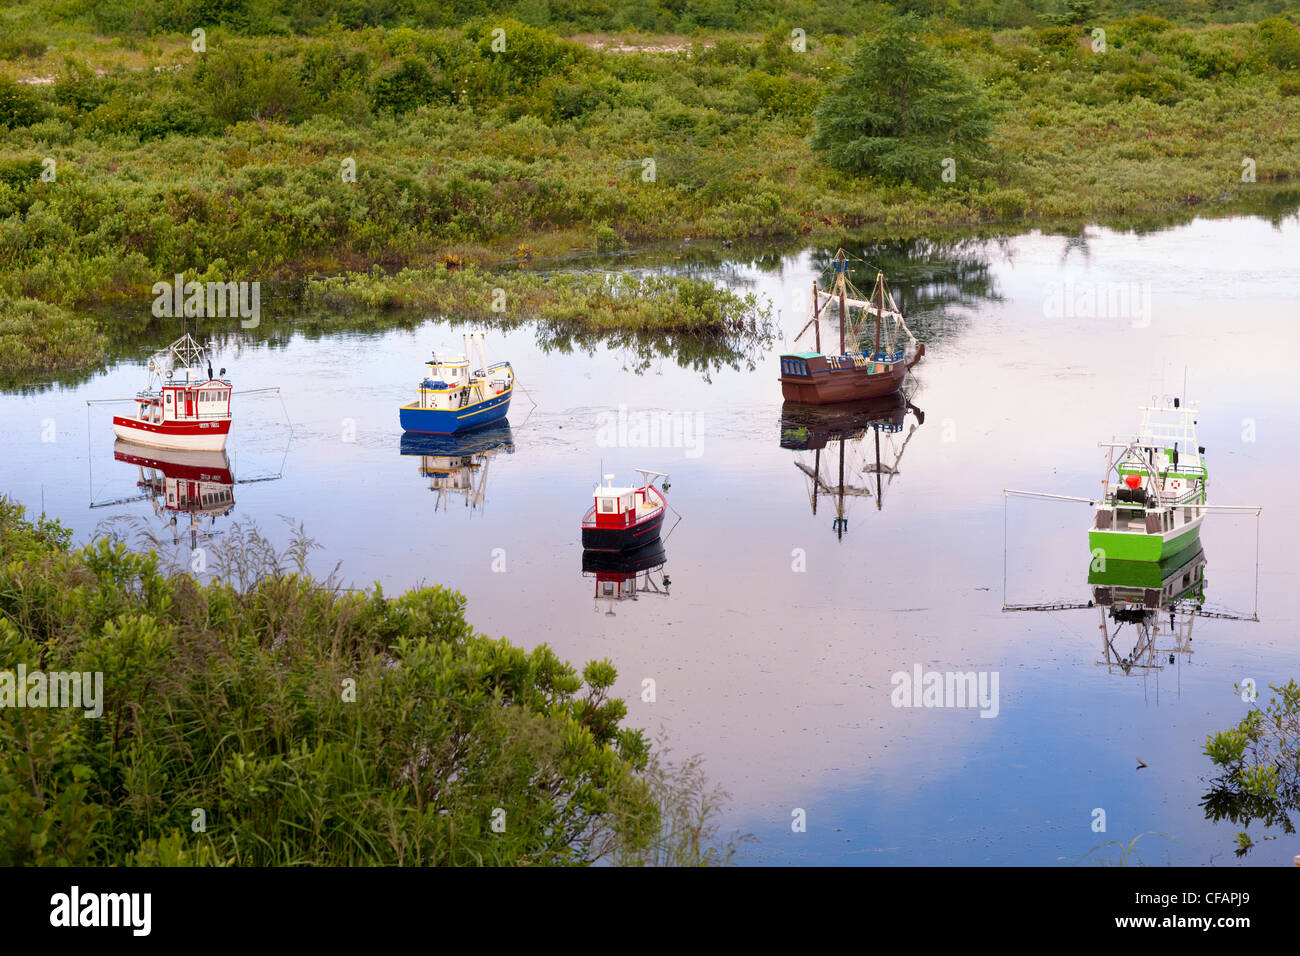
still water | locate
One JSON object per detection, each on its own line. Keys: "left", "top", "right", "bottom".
{"left": 4, "top": 210, "right": 1300, "bottom": 865}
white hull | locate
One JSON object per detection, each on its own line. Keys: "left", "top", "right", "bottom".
{"left": 112, "top": 422, "right": 229, "bottom": 452}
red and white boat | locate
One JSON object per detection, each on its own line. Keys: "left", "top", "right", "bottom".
{"left": 112, "top": 333, "right": 232, "bottom": 451}
{"left": 580, "top": 469, "right": 670, "bottom": 552}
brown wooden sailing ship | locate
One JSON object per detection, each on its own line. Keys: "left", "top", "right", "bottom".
{"left": 779, "top": 249, "right": 925, "bottom": 405}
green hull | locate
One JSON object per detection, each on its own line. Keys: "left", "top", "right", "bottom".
{"left": 1088, "top": 542, "right": 1204, "bottom": 588}
{"left": 1087, "top": 524, "right": 1200, "bottom": 562}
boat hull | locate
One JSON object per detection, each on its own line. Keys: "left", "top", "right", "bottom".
{"left": 581, "top": 541, "right": 668, "bottom": 574}
{"left": 1088, "top": 517, "right": 1203, "bottom": 562}
{"left": 398, "top": 421, "right": 514, "bottom": 458}
{"left": 112, "top": 439, "right": 233, "bottom": 482}
{"left": 779, "top": 394, "right": 909, "bottom": 449}
{"left": 779, "top": 361, "right": 908, "bottom": 404}
{"left": 400, "top": 391, "right": 511, "bottom": 434}
{"left": 581, "top": 509, "right": 665, "bottom": 552}
{"left": 111, "top": 416, "right": 230, "bottom": 451}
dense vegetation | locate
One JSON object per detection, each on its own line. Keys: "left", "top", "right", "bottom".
{"left": 1, "top": 2, "right": 1298, "bottom": 373}
{"left": 0, "top": 496, "right": 750, "bottom": 865}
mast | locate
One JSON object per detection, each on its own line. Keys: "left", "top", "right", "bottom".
{"left": 812, "top": 280, "right": 821, "bottom": 353}
{"left": 836, "top": 439, "right": 845, "bottom": 539}
{"left": 836, "top": 250, "right": 848, "bottom": 356}
{"left": 875, "top": 429, "right": 883, "bottom": 510}
{"left": 812, "top": 448, "right": 820, "bottom": 515}
{"left": 875, "top": 272, "right": 883, "bottom": 355}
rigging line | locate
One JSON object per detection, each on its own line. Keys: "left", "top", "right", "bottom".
{"left": 511, "top": 374, "right": 538, "bottom": 430}
{"left": 1002, "top": 490, "right": 1008, "bottom": 607}
{"left": 275, "top": 389, "right": 294, "bottom": 479}
{"left": 86, "top": 403, "right": 93, "bottom": 507}
{"left": 1254, "top": 506, "right": 1261, "bottom": 616}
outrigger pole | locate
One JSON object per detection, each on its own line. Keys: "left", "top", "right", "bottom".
{"left": 1003, "top": 489, "right": 1262, "bottom": 512}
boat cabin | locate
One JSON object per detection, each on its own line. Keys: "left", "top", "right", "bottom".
{"left": 589, "top": 475, "right": 661, "bottom": 530}
{"left": 131, "top": 365, "right": 231, "bottom": 425}
{"left": 416, "top": 351, "right": 512, "bottom": 412}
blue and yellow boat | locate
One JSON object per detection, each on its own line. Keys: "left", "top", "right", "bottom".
{"left": 399, "top": 332, "right": 514, "bottom": 435}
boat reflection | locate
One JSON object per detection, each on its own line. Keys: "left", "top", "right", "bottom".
{"left": 1005, "top": 540, "right": 1258, "bottom": 688}
{"left": 108, "top": 439, "right": 236, "bottom": 548}
{"left": 780, "top": 393, "right": 924, "bottom": 539}
{"left": 399, "top": 422, "right": 514, "bottom": 512}
{"left": 581, "top": 542, "right": 670, "bottom": 616}
{"left": 1089, "top": 545, "right": 1208, "bottom": 676}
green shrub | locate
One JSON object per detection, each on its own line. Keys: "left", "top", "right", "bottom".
{"left": 0, "top": 501, "right": 663, "bottom": 866}
{"left": 0, "top": 77, "right": 42, "bottom": 128}
{"left": 371, "top": 54, "right": 441, "bottom": 114}
{"left": 1258, "top": 16, "right": 1300, "bottom": 71}
{"left": 0, "top": 32, "right": 47, "bottom": 59}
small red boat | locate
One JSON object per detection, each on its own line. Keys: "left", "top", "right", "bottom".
{"left": 580, "top": 470, "right": 669, "bottom": 552}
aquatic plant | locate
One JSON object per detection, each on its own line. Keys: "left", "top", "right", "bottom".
{"left": 1202, "top": 679, "right": 1300, "bottom": 857}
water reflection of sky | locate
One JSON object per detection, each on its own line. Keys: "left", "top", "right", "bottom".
{"left": 5, "top": 212, "right": 1300, "bottom": 865}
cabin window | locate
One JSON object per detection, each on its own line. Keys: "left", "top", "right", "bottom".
{"left": 165, "top": 393, "right": 172, "bottom": 404}
{"left": 599, "top": 497, "right": 617, "bottom": 514}
{"left": 621, "top": 494, "right": 633, "bottom": 512}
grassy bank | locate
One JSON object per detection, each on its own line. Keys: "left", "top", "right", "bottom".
{"left": 1, "top": 5, "right": 1299, "bottom": 370}
{"left": 0, "top": 497, "right": 744, "bottom": 865}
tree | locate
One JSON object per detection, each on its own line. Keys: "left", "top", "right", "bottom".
{"left": 811, "top": 15, "right": 993, "bottom": 185}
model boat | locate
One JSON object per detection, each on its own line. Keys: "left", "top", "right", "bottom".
{"left": 1007, "top": 391, "right": 1260, "bottom": 565}
{"left": 580, "top": 470, "right": 669, "bottom": 552}
{"left": 111, "top": 333, "right": 232, "bottom": 451}
{"left": 1089, "top": 398, "right": 1207, "bottom": 562}
{"left": 399, "top": 332, "right": 513, "bottom": 434}
{"left": 779, "top": 249, "right": 925, "bottom": 404}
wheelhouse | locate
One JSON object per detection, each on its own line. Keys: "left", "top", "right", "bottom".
{"left": 583, "top": 475, "right": 664, "bottom": 530}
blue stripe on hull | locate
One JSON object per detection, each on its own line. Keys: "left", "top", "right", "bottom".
{"left": 400, "top": 394, "right": 512, "bottom": 434}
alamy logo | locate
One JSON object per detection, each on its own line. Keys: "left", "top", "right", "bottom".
{"left": 595, "top": 404, "right": 704, "bottom": 459}
{"left": 50, "top": 886, "right": 151, "bottom": 936}
{"left": 890, "top": 665, "right": 1000, "bottom": 718}
{"left": 151, "top": 274, "right": 260, "bottom": 328}
{"left": 0, "top": 665, "right": 103, "bottom": 718}
{"left": 1043, "top": 278, "right": 1151, "bottom": 327}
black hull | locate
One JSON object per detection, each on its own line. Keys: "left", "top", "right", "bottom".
{"left": 581, "top": 541, "right": 667, "bottom": 574}
{"left": 581, "top": 510, "right": 665, "bottom": 552}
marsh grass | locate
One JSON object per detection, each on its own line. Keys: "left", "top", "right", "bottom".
{"left": 1079, "top": 831, "right": 1174, "bottom": 866}
{"left": 2, "top": 12, "right": 1299, "bottom": 338}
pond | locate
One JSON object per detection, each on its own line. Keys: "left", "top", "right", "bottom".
{"left": 4, "top": 205, "right": 1300, "bottom": 865}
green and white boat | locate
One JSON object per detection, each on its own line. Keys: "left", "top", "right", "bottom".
{"left": 1088, "top": 397, "right": 1207, "bottom": 563}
